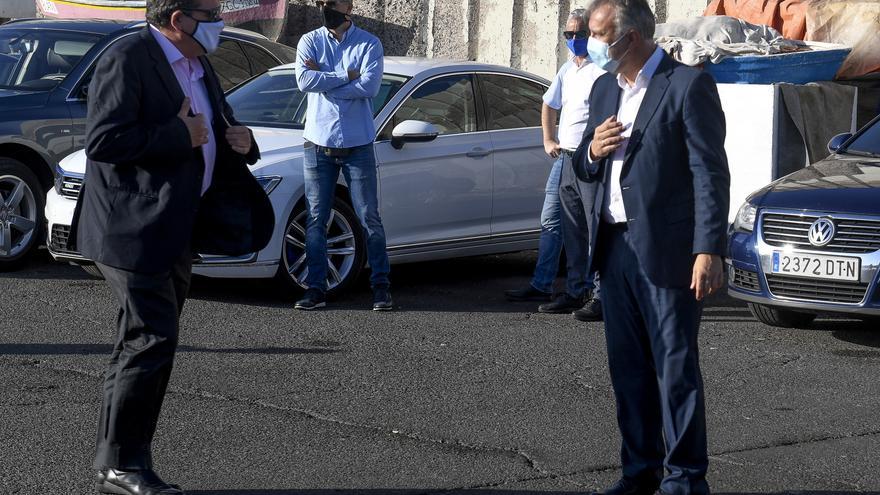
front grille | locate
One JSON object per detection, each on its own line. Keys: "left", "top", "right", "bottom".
{"left": 762, "top": 213, "right": 880, "bottom": 254}
{"left": 60, "top": 176, "right": 83, "bottom": 200}
{"left": 732, "top": 267, "right": 760, "bottom": 291}
{"left": 49, "top": 224, "right": 78, "bottom": 255}
{"left": 766, "top": 274, "right": 869, "bottom": 304}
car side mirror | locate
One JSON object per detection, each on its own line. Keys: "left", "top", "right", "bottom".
{"left": 827, "top": 132, "right": 852, "bottom": 154}
{"left": 390, "top": 120, "right": 439, "bottom": 150}
{"left": 77, "top": 83, "right": 89, "bottom": 100}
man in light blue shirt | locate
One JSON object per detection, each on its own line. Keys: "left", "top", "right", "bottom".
{"left": 294, "top": 0, "right": 392, "bottom": 311}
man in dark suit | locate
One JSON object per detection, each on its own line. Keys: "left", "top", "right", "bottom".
{"left": 71, "top": 0, "right": 274, "bottom": 493}
{"left": 571, "top": 0, "right": 730, "bottom": 493}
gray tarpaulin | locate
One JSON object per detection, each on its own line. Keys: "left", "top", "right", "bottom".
{"left": 656, "top": 15, "right": 801, "bottom": 66}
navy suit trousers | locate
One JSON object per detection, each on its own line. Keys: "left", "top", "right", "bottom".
{"left": 597, "top": 224, "right": 710, "bottom": 495}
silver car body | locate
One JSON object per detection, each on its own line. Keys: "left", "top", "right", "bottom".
{"left": 46, "top": 57, "right": 554, "bottom": 281}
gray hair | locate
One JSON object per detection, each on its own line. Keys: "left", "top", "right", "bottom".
{"left": 592, "top": 0, "right": 656, "bottom": 39}
{"left": 568, "top": 8, "right": 589, "bottom": 26}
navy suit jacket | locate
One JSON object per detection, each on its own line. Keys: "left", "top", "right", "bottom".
{"left": 572, "top": 52, "right": 730, "bottom": 288}
{"left": 71, "top": 28, "right": 275, "bottom": 273}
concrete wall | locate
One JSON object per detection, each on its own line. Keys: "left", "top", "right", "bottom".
{"left": 1, "top": 0, "right": 37, "bottom": 18}
{"left": 283, "top": 0, "right": 710, "bottom": 79}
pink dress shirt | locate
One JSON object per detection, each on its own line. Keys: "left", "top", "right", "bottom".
{"left": 150, "top": 25, "right": 216, "bottom": 195}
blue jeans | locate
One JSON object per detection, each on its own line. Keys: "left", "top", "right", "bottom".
{"left": 303, "top": 143, "right": 390, "bottom": 291}
{"left": 529, "top": 155, "right": 564, "bottom": 293}
{"left": 533, "top": 154, "right": 599, "bottom": 298}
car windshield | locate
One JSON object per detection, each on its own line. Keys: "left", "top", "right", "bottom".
{"left": 845, "top": 116, "right": 880, "bottom": 158}
{"left": 0, "top": 29, "right": 101, "bottom": 91}
{"left": 227, "top": 68, "right": 408, "bottom": 129}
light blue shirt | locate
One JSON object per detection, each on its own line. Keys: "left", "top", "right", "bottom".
{"left": 295, "top": 23, "right": 384, "bottom": 148}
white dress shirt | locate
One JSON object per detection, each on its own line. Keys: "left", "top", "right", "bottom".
{"left": 150, "top": 26, "right": 216, "bottom": 195}
{"left": 602, "top": 46, "right": 665, "bottom": 224}
{"left": 543, "top": 58, "right": 606, "bottom": 151}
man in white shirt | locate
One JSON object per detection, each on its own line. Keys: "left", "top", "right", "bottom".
{"left": 504, "top": 7, "right": 605, "bottom": 322}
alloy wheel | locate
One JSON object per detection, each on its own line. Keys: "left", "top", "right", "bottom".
{"left": 282, "top": 207, "right": 358, "bottom": 291}
{"left": 0, "top": 175, "right": 38, "bottom": 259}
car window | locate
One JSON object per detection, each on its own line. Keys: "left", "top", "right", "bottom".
{"left": 0, "top": 29, "right": 100, "bottom": 91}
{"left": 226, "top": 69, "right": 406, "bottom": 129}
{"left": 379, "top": 74, "right": 478, "bottom": 140}
{"left": 208, "top": 39, "right": 251, "bottom": 91}
{"left": 846, "top": 117, "right": 880, "bottom": 157}
{"left": 240, "top": 43, "right": 279, "bottom": 76}
{"left": 479, "top": 74, "right": 545, "bottom": 130}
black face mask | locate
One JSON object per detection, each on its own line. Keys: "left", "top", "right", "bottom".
{"left": 321, "top": 6, "right": 348, "bottom": 29}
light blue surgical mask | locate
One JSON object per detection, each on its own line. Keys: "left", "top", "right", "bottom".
{"left": 186, "top": 16, "right": 225, "bottom": 55}
{"left": 587, "top": 32, "right": 631, "bottom": 73}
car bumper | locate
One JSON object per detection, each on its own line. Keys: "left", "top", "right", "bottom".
{"left": 727, "top": 228, "right": 880, "bottom": 317}
{"left": 44, "top": 189, "right": 277, "bottom": 276}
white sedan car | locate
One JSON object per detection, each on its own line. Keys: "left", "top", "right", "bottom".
{"left": 46, "top": 57, "right": 554, "bottom": 294}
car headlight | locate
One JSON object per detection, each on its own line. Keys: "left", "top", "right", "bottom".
{"left": 54, "top": 165, "right": 65, "bottom": 194}
{"left": 255, "top": 176, "right": 282, "bottom": 195}
{"left": 734, "top": 202, "right": 757, "bottom": 232}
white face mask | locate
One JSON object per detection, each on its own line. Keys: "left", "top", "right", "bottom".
{"left": 187, "top": 17, "right": 224, "bottom": 55}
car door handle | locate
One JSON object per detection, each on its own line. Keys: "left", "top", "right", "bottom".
{"left": 466, "top": 148, "right": 492, "bottom": 158}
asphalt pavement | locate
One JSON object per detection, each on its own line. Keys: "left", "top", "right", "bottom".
{"left": 2, "top": 249, "right": 879, "bottom": 494}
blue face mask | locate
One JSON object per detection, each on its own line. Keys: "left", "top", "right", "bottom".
{"left": 587, "top": 32, "right": 631, "bottom": 73}
{"left": 566, "top": 38, "right": 588, "bottom": 57}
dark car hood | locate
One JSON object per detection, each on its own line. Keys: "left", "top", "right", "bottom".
{"left": 0, "top": 88, "right": 33, "bottom": 98}
{"left": 753, "top": 155, "right": 880, "bottom": 215}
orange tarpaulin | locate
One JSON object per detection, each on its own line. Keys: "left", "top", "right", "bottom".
{"left": 704, "top": 0, "right": 808, "bottom": 40}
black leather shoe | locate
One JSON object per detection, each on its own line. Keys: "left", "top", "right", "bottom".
{"left": 572, "top": 297, "right": 603, "bottom": 322}
{"left": 504, "top": 285, "right": 552, "bottom": 302}
{"left": 96, "top": 468, "right": 183, "bottom": 494}
{"left": 295, "top": 288, "right": 326, "bottom": 310}
{"left": 538, "top": 293, "right": 584, "bottom": 314}
{"left": 592, "top": 475, "right": 660, "bottom": 495}
{"left": 372, "top": 287, "right": 393, "bottom": 311}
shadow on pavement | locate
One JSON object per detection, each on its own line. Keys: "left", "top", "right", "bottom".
{"left": 0, "top": 343, "right": 341, "bottom": 356}
{"left": 186, "top": 491, "right": 880, "bottom": 495}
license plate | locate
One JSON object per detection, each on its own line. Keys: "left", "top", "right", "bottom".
{"left": 771, "top": 252, "right": 861, "bottom": 282}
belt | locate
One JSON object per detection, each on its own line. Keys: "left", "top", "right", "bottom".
{"left": 602, "top": 220, "right": 628, "bottom": 232}
{"left": 561, "top": 149, "right": 575, "bottom": 157}
{"left": 305, "top": 140, "right": 360, "bottom": 158}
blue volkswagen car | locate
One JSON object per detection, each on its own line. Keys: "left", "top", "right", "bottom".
{"left": 728, "top": 114, "right": 880, "bottom": 327}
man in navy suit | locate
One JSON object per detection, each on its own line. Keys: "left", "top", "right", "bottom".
{"left": 571, "top": 0, "right": 730, "bottom": 493}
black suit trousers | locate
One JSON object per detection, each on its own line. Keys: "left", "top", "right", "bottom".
{"left": 596, "top": 224, "right": 710, "bottom": 494}
{"left": 93, "top": 247, "right": 193, "bottom": 470}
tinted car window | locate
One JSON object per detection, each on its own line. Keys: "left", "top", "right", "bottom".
{"left": 382, "top": 74, "right": 477, "bottom": 139}
{"left": 240, "top": 43, "right": 278, "bottom": 76}
{"left": 227, "top": 69, "right": 406, "bottom": 129}
{"left": 480, "top": 74, "right": 544, "bottom": 130}
{"left": 208, "top": 39, "right": 250, "bottom": 91}
{"left": 847, "top": 118, "right": 880, "bottom": 157}
{"left": 0, "top": 29, "right": 100, "bottom": 91}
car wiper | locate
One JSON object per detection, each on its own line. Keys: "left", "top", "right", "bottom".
{"left": 841, "top": 149, "right": 880, "bottom": 159}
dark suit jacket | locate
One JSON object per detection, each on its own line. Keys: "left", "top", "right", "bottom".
{"left": 71, "top": 27, "right": 274, "bottom": 273}
{"left": 572, "top": 52, "right": 730, "bottom": 288}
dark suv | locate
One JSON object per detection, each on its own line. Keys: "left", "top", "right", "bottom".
{"left": 0, "top": 18, "right": 294, "bottom": 269}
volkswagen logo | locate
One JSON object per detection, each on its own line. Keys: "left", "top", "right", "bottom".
{"left": 808, "top": 218, "right": 836, "bottom": 247}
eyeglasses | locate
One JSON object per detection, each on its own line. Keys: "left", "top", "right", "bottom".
{"left": 182, "top": 7, "right": 223, "bottom": 22}
{"left": 562, "top": 30, "right": 588, "bottom": 40}
{"left": 315, "top": 1, "right": 350, "bottom": 7}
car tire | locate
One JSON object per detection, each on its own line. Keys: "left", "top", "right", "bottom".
{"left": 0, "top": 157, "right": 44, "bottom": 271}
{"left": 275, "top": 198, "right": 366, "bottom": 296}
{"left": 747, "top": 303, "right": 817, "bottom": 328}
{"left": 81, "top": 263, "right": 104, "bottom": 279}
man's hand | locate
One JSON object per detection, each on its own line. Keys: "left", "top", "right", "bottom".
{"left": 589, "top": 115, "right": 626, "bottom": 160}
{"left": 304, "top": 59, "right": 320, "bottom": 71}
{"left": 544, "top": 138, "right": 561, "bottom": 158}
{"left": 347, "top": 69, "right": 360, "bottom": 81}
{"left": 691, "top": 253, "right": 724, "bottom": 301}
{"left": 226, "top": 126, "right": 253, "bottom": 155}
{"left": 178, "top": 97, "right": 209, "bottom": 148}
